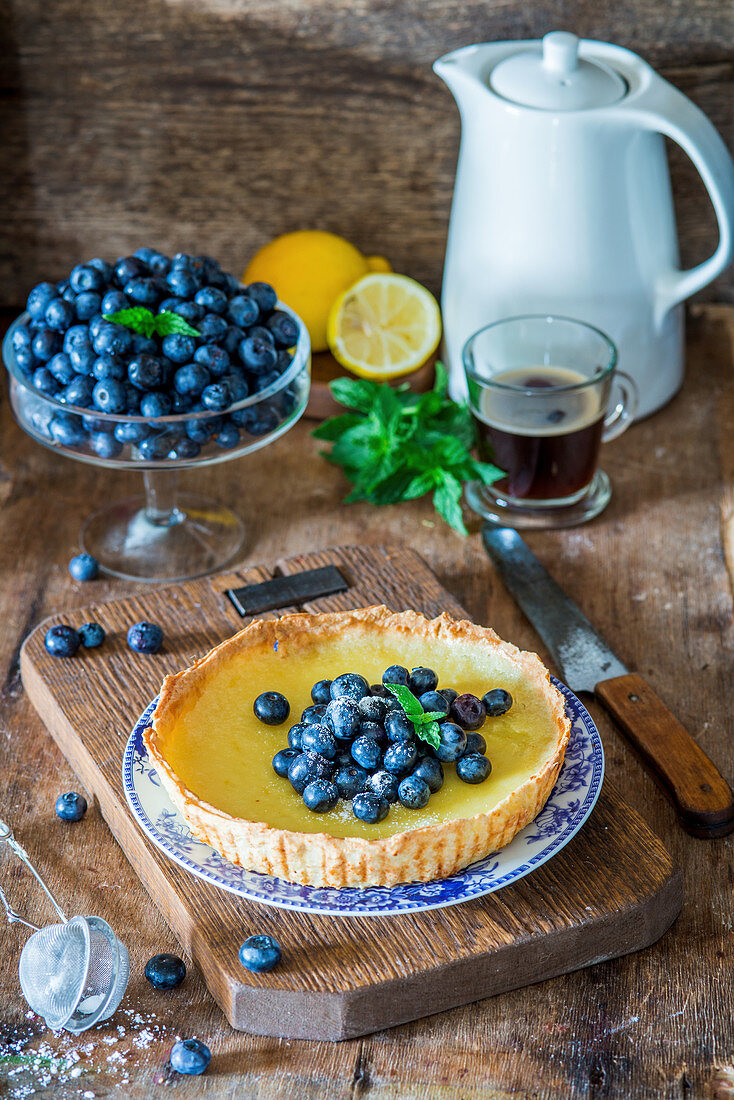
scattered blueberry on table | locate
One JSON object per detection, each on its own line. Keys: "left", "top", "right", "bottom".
{"left": 127, "top": 621, "right": 164, "bottom": 654}
{"left": 68, "top": 552, "right": 99, "bottom": 582}
{"left": 239, "top": 934, "right": 282, "bottom": 973}
{"left": 144, "top": 953, "right": 187, "bottom": 990}
{"left": 169, "top": 1038, "right": 211, "bottom": 1076}
{"left": 78, "top": 622, "right": 105, "bottom": 648}
{"left": 44, "top": 624, "right": 81, "bottom": 658}
{"left": 55, "top": 791, "right": 87, "bottom": 822}
{"left": 267, "top": 664, "right": 513, "bottom": 824}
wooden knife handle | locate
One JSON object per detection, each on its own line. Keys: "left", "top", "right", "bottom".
{"left": 595, "top": 672, "right": 734, "bottom": 837}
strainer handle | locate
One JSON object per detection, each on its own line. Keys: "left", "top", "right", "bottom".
{"left": 0, "top": 817, "right": 68, "bottom": 925}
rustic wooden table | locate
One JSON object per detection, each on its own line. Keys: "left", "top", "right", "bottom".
{"left": 0, "top": 308, "right": 732, "bottom": 1098}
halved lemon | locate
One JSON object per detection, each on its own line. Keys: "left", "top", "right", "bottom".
{"left": 327, "top": 273, "right": 442, "bottom": 380}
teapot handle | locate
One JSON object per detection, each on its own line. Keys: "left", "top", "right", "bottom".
{"left": 617, "top": 79, "right": 734, "bottom": 322}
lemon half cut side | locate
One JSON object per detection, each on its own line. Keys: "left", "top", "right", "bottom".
{"left": 327, "top": 273, "right": 442, "bottom": 381}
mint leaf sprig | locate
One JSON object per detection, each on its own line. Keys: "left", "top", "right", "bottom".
{"left": 104, "top": 307, "right": 201, "bottom": 339}
{"left": 384, "top": 682, "right": 445, "bottom": 751}
{"left": 312, "top": 362, "right": 502, "bottom": 534}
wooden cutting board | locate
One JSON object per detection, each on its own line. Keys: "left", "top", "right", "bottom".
{"left": 19, "top": 544, "right": 682, "bottom": 1041}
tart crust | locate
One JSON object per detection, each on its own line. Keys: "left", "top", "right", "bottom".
{"left": 143, "top": 605, "right": 570, "bottom": 888}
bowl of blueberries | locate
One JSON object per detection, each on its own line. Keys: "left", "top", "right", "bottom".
{"left": 3, "top": 248, "right": 311, "bottom": 582}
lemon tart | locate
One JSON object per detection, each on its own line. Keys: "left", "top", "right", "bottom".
{"left": 144, "top": 606, "right": 570, "bottom": 888}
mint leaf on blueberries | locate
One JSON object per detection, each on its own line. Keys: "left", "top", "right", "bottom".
{"left": 418, "top": 721, "right": 442, "bottom": 751}
{"left": 312, "top": 363, "right": 503, "bottom": 534}
{"left": 104, "top": 307, "right": 200, "bottom": 339}
{"left": 155, "top": 311, "right": 201, "bottom": 338}
{"left": 383, "top": 683, "right": 442, "bottom": 750}
{"left": 383, "top": 683, "right": 422, "bottom": 719}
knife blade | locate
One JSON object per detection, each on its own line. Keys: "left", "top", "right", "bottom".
{"left": 482, "top": 524, "right": 734, "bottom": 838}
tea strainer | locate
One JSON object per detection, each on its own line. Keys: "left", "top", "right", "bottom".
{"left": 0, "top": 815, "right": 129, "bottom": 1032}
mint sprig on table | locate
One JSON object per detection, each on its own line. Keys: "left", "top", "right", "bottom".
{"left": 311, "top": 362, "right": 502, "bottom": 534}
{"left": 384, "top": 683, "right": 446, "bottom": 750}
{"left": 103, "top": 307, "right": 201, "bottom": 339}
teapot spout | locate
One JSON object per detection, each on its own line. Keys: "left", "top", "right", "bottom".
{"left": 433, "top": 43, "right": 516, "bottom": 107}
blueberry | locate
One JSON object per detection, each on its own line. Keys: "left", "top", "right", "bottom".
{"left": 93, "top": 378, "right": 127, "bottom": 413}
{"left": 227, "top": 295, "right": 259, "bottom": 327}
{"left": 215, "top": 422, "right": 240, "bottom": 449}
{"left": 93, "top": 356, "right": 126, "bottom": 382}
{"left": 357, "top": 696, "right": 386, "bottom": 724}
{"left": 434, "top": 721, "right": 467, "bottom": 763}
{"left": 398, "top": 775, "right": 431, "bottom": 809}
{"left": 130, "top": 333, "right": 158, "bottom": 356}
{"left": 90, "top": 432, "right": 123, "bottom": 459}
{"left": 198, "top": 314, "right": 228, "bottom": 344}
{"left": 115, "top": 256, "right": 146, "bottom": 284}
{"left": 174, "top": 300, "right": 204, "bottom": 325}
{"left": 334, "top": 749, "right": 355, "bottom": 768}
{"left": 127, "top": 621, "right": 164, "bottom": 654}
{"left": 166, "top": 269, "right": 200, "bottom": 298}
{"left": 93, "top": 322, "right": 132, "bottom": 358}
{"left": 27, "top": 282, "right": 58, "bottom": 320}
{"left": 158, "top": 296, "right": 184, "bottom": 314}
{"left": 352, "top": 792, "right": 389, "bottom": 825}
{"left": 201, "top": 382, "right": 231, "bottom": 411}
{"left": 74, "top": 291, "right": 102, "bottom": 321}
{"left": 138, "top": 434, "right": 171, "bottom": 460}
{"left": 49, "top": 414, "right": 86, "bottom": 447}
{"left": 408, "top": 667, "right": 438, "bottom": 696}
{"left": 32, "top": 367, "right": 59, "bottom": 396}
{"left": 171, "top": 391, "right": 194, "bottom": 413}
{"left": 63, "top": 375, "right": 95, "bottom": 408}
{"left": 12, "top": 324, "right": 33, "bottom": 351}
{"left": 450, "top": 694, "right": 486, "bottom": 731}
{"left": 464, "top": 732, "right": 487, "bottom": 756}
{"left": 360, "top": 721, "right": 386, "bottom": 743}
{"left": 482, "top": 689, "right": 514, "bottom": 717}
{"left": 14, "top": 347, "right": 35, "bottom": 375}
{"left": 239, "top": 934, "right": 281, "bottom": 973}
{"left": 128, "top": 354, "right": 165, "bottom": 391}
{"left": 87, "top": 315, "right": 107, "bottom": 343}
{"left": 140, "top": 392, "right": 172, "bottom": 418}
{"left": 63, "top": 324, "right": 90, "bottom": 353}
{"left": 218, "top": 372, "right": 247, "bottom": 403}
{"left": 69, "top": 553, "right": 99, "bottom": 581}
{"left": 32, "top": 327, "right": 61, "bottom": 361}
{"left": 133, "top": 247, "right": 158, "bottom": 266}
{"left": 351, "top": 736, "right": 382, "bottom": 771}
{"left": 195, "top": 286, "right": 228, "bottom": 314}
{"left": 330, "top": 673, "right": 370, "bottom": 703}
{"left": 222, "top": 324, "right": 245, "bottom": 357}
{"left": 418, "top": 690, "right": 449, "bottom": 717}
{"left": 301, "top": 704, "right": 327, "bottom": 725}
{"left": 248, "top": 325, "right": 276, "bottom": 347}
{"left": 144, "top": 953, "right": 186, "bottom": 990}
{"left": 382, "top": 664, "right": 409, "bottom": 687}
{"left": 174, "top": 363, "right": 210, "bottom": 396}
{"left": 310, "top": 679, "right": 332, "bottom": 706}
{"left": 287, "top": 753, "right": 311, "bottom": 793}
{"left": 266, "top": 310, "right": 299, "bottom": 348}
{"left": 70, "top": 264, "right": 105, "bottom": 293}
{"left": 147, "top": 251, "right": 171, "bottom": 275}
{"left": 88, "top": 257, "right": 114, "bottom": 282}
{"left": 159, "top": 333, "right": 194, "bottom": 364}
{"left": 55, "top": 791, "right": 87, "bottom": 821}
{"left": 303, "top": 778, "right": 339, "bottom": 813}
{"left": 168, "top": 437, "right": 201, "bottom": 460}
{"left": 384, "top": 710, "right": 414, "bottom": 743}
{"left": 324, "top": 697, "right": 361, "bottom": 740}
{"left": 114, "top": 421, "right": 149, "bottom": 444}
{"left": 170, "top": 1038, "right": 211, "bottom": 1076}
{"left": 456, "top": 753, "right": 492, "bottom": 784}
{"left": 366, "top": 769, "right": 399, "bottom": 803}
{"left": 301, "top": 723, "right": 337, "bottom": 759}
{"left": 383, "top": 741, "right": 419, "bottom": 776}
{"left": 239, "top": 335, "right": 277, "bottom": 373}
{"left": 287, "top": 722, "right": 308, "bottom": 750}
{"left": 246, "top": 282, "right": 278, "bottom": 312}
{"left": 185, "top": 417, "right": 216, "bottom": 443}
{"left": 234, "top": 406, "right": 279, "bottom": 436}
{"left": 45, "top": 297, "right": 75, "bottom": 332}
{"left": 272, "top": 748, "right": 300, "bottom": 778}
{"left": 83, "top": 414, "right": 115, "bottom": 434}
{"left": 78, "top": 622, "right": 105, "bottom": 647}
{"left": 334, "top": 764, "right": 368, "bottom": 800}
{"left": 369, "top": 684, "right": 389, "bottom": 698}
{"left": 69, "top": 342, "right": 96, "bottom": 374}
{"left": 412, "top": 756, "right": 444, "bottom": 793}
{"left": 45, "top": 624, "right": 81, "bottom": 658}
{"left": 253, "top": 691, "right": 290, "bottom": 725}
{"left": 439, "top": 687, "right": 458, "bottom": 707}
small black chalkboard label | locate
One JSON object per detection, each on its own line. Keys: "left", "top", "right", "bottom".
{"left": 226, "top": 565, "right": 349, "bottom": 617}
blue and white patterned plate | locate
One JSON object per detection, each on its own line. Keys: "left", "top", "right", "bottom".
{"left": 123, "top": 678, "right": 603, "bottom": 917}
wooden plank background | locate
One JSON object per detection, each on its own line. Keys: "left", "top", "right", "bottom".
{"left": 1, "top": 0, "right": 733, "bottom": 307}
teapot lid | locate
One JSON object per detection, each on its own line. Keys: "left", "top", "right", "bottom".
{"left": 490, "top": 32, "right": 626, "bottom": 110}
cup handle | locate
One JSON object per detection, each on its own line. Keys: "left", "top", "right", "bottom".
{"left": 602, "top": 371, "right": 639, "bottom": 442}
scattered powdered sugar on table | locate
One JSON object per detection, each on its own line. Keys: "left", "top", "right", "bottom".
{"left": 1, "top": 1006, "right": 175, "bottom": 1098}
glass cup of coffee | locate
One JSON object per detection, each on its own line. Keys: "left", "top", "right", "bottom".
{"left": 463, "top": 315, "right": 638, "bottom": 528}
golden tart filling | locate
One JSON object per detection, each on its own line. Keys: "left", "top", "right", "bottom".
{"left": 145, "top": 606, "right": 570, "bottom": 887}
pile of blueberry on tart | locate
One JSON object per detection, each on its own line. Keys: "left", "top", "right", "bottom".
{"left": 6, "top": 249, "right": 307, "bottom": 463}
{"left": 264, "top": 666, "right": 512, "bottom": 824}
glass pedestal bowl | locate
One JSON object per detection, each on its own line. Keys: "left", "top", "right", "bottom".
{"left": 3, "top": 307, "right": 310, "bottom": 582}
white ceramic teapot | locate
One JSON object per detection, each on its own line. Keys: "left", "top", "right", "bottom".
{"left": 435, "top": 32, "right": 734, "bottom": 417}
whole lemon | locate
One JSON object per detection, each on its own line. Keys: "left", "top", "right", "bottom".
{"left": 244, "top": 231, "right": 386, "bottom": 352}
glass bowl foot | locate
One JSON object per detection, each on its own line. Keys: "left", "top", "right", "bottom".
{"left": 81, "top": 493, "right": 245, "bottom": 582}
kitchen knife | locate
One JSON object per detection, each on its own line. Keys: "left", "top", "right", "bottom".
{"left": 482, "top": 524, "right": 734, "bottom": 838}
